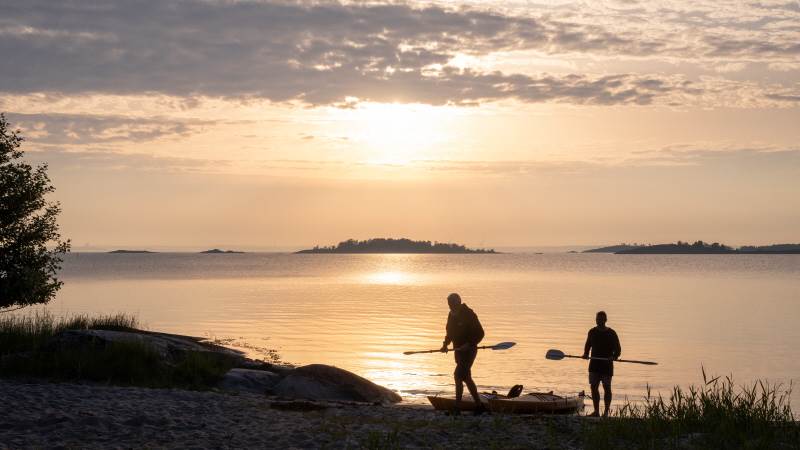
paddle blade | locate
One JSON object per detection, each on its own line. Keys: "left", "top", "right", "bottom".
{"left": 546, "top": 349, "right": 566, "bottom": 360}
{"left": 491, "top": 341, "right": 516, "bottom": 350}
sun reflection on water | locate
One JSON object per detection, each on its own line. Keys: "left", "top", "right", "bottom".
{"left": 364, "top": 270, "right": 413, "bottom": 285}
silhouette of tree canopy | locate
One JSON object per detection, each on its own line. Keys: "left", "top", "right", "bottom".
{"left": 616, "top": 240, "right": 736, "bottom": 254}
{"left": 299, "top": 238, "right": 495, "bottom": 254}
{"left": 739, "top": 243, "right": 800, "bottom": 253}
{"left": 0, "top": 113, "right": 70, "bottom": 311}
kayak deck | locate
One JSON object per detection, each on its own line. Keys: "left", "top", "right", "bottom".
{"left": 428, "top": 392, "right": 584, "bottom": 414}
{"left": 489, "top": 392, "right": 584, "bottom": 414}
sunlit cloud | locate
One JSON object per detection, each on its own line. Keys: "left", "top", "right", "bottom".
{"left": 1, "top": 0, "right": 797, "bottom": 107}
{"left": 6, "top": 113, "right": 215, "bottom": 144}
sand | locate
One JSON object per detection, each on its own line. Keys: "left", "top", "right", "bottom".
{"left": 0, "top": 380, "right": 584, "bottom": 449}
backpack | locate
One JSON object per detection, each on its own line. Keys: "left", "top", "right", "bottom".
{"left": 467, "top": 307, "right": 485, "bottom": 345}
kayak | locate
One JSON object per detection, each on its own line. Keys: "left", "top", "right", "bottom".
{"left": 427, "top": 393, "right": 502, "bottom": 411}
{"left": 428, "top": 391, "right": 584, "bottom": 414}
{"left": 488, "top": 392, "right": 584, "bottom": 414}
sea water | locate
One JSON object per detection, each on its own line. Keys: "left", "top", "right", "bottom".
{"left": 47, "top": 252, "right": 800, "bottom": 406}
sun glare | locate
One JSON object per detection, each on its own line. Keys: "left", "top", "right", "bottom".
{"left": 334, "top": 103, "right": 457, "bottom": 165}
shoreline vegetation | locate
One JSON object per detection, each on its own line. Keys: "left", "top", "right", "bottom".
{"left": 1, "top": 313, "right": 797, "bottom": 448}
{"left": 0, "top": 312, "right": 237, "bottom": 389}
{"left": 296, "top": 238, "right": 497, "bottom": 254}
{"left": 584, "top": 241, "right": 800, "bottom": 254}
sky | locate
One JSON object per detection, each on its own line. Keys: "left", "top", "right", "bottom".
{"left": 1, "top": 0, "right": 798, "bottom": 250}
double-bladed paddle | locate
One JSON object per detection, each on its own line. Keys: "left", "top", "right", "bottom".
{"left": 546, "top": 349, "right": 658, "bottom": 365}
{"left": 404, "top": 341, "right": 516, "bottom": 355}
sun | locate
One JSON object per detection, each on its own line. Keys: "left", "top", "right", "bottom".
{"left": 334, "top": 102, "right": 457, "bottom": 165}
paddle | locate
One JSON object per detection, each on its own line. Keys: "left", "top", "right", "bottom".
{"left": 404, "top": 341, "right": 516, "bottom": 355}
{"left": 545, "top": 349, "right": 658, "bottom": 365}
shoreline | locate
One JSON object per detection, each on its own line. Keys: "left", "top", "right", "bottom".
{"left": 0, "top": 379, "right": 584, "bottom": 449}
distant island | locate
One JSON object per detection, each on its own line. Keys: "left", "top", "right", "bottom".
{"left": 584, "top": 241, "right": 800, "bottom": 254}
{"left": 108, "top": 250, "right": 156, "bottom": 254}
{"left": 200, "top": 249, "right": 244, "bottom": 254}
{"left": 738, "top": 244, "right": 800, "bottom": 254}
{"left": 583, "top": 244, "right": 644, "bottom": 253}
{"left": 296, "top": 238, "right": 496, "bottom": 254}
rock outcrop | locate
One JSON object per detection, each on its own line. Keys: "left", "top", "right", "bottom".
{"left": 218, "top": 368, "right": 283, "bottom": 394}
{"left": 47, "top": 329, "right": 246, "bottom": 366}
{"left": 273, "top": 364, "right": 402, "bottom": 404}
{"left": 44, "top": 330, "right": 401, "bottom": 404}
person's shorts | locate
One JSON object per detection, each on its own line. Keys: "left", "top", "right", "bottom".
{"left": 589, "top": 372, "right": 612, "bottom": 387}
{"left": 454, "top": 346, "right": 478, "bottom": 379}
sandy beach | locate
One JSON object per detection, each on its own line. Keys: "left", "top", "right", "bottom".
{"left": 0, "top": 380, "right": 584, "bottom": 449}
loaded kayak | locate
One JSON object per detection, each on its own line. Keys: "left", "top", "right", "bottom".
{"left": 427, "top": 393, "right": 500, "bottom": 411}
{"left": 489, "top": 392, "right": 584, "bottom": 414}
{"left": 428, "top": 391, "right": 584, "bottom": 414}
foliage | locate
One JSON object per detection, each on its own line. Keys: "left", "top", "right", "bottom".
{"left": 0, "top": 311, "right": 233, "bottom": 389}
{"left": 583, "top": 369, "right": 799, "bottom": 449}
{"left": 0, "top": 113, "right": 70, "bottom": 310}
{"left": 302, "top": 238, "right": 496, "bottom": 253}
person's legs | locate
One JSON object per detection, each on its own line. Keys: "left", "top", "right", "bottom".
{"left": 454, "top": 374, "right": 464, "bottom": 404}
{"left": 464, "top": 375, "right": 480, "bottom": 404}
{"left": 602, "top": 377, "right": 612, "bottom": 417}
{"left": 461, "top": 348, "right": 480, "bottom": 405}
{"left": 589, "top": 373, "right": 601, "bottom": 417}
{"left": 453, "top": 355, "right": 466, "bottom": 414}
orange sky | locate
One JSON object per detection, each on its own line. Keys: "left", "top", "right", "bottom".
{"left": 2, "top": 0, "right": 798, "bottom": 249}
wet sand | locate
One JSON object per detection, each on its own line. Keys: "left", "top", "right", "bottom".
{"left": 0, "top": 380, "right": 584, "bottom": 449}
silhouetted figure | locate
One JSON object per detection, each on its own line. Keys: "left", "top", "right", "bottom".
{"left": 582, "top": 311, "right": 621, "bottom": 417}
{"left": 440, "top": 293, "right": 485, "bottom": 415}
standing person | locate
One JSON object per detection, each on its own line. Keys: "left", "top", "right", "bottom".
{"left": 582, "top": 311, "right": 621, "bottom": 417}
{"left": 439, "top": 293, "right": 485, "bottom": 415}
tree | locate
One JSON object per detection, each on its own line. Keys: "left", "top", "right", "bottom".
{"left": 0, "top": 113, "right": 70, "bottom": 311}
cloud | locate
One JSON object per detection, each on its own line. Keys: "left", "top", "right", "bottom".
{"left": 623, "top": 145, "right": 800, "bottom": 168}
{"left": 0, "top": 0, "right": 795, "bottom": 107}
{"left": 25, "top": 146, "right": 230, "bottom": 173}
{"left": 765, "top": 92, "right": 800, "bottom": 102}
{"left": 409, "top": 146, "right": 800, "bottom": 175}
{"left": 5, "top": 112, "right": 214, "bottom": 144}
{"left": 749, "top": 2, "right": 800, "bottom": 14}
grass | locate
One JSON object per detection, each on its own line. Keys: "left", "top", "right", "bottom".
{"left": 583, "top": 368, "right": 800, "bottom": 449}
{"left": 0, "top": 310, "right": 139, "bottom": 354}
{"left": 0, "top": 311, "right": 234, "bottom": 389}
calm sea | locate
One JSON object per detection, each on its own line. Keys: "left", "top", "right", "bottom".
{"left": 47, "top": 253, "right": 800, "bottom": 406}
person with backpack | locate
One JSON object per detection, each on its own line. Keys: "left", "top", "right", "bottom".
{"left": 439, "top": 293, "right": 485, "bottom": 415}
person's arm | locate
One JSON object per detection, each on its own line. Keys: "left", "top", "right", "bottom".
{"left": 441, "top": 314, "right": 452, "bottom": 352}
{"left": 612, "top": 330, "right": 621, "bottom": 360}
{"left": 582, "top": 330, "right": 592, "bottom": 358}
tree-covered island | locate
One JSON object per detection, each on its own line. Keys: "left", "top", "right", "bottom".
{"left": 584, "top": 241, "right": 800, "bottom": 254}
{"left": 296, "top": 238, "right": 496, "bottom": 254}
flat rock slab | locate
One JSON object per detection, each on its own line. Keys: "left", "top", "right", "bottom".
{"left": 47, "top": 329, "right": 247, "bottom": 365}
{"left": 273, "top": 364, "right": 402, "bottom": 404}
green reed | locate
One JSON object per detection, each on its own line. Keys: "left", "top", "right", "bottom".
{"left": 584, "top": 367, "right": 799, "bottom": 449}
